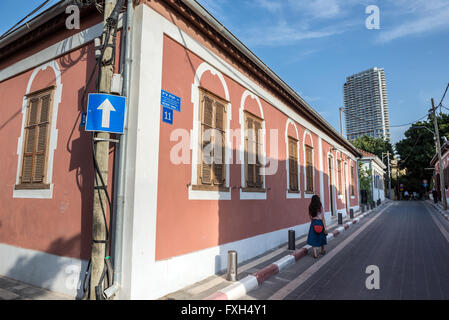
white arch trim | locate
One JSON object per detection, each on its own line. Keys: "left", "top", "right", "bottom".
{"left": 189, "top": 62, "right": 232, "bottom": 200}
{"left": 303, "top": 129, "right": 315, "bottom": 198}
{"left": 13, "top": 60, "right": 62, "bottom": 199}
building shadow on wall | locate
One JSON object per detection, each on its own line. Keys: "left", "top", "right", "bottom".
{"left": 4, "top": 234, "right": 87, "bottom": 299}
{"left": 214, "top": 154, "right": 311, "bottom": 278}
{"left": 214, "top": 153, "right": 333, "bottom": 289}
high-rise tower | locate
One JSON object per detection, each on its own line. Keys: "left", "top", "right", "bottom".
{"left": 343, "top": 67, "right": 390, "bottom": 140}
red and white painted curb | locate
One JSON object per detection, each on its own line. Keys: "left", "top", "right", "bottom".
{"left": 203, "top": 202, "right": 388, "bottom": 300}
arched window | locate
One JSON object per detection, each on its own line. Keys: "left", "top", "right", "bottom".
{"left": 303, "top": 130, "right": 314, "bottom": 196}
{"left": 285, "top": 119, "right": 300, "bottom": 198}
{"left": 14, "top": 60, "right": 62, "bottom": 199}
{"left": 239, "top": 90, "right": 266, "bottom": 200}
{"left": 189, "top": 62, "right": 231, "bottom": 200}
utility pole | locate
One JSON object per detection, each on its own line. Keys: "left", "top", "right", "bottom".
{"left": 431, "top": 98, "right": 447, "bottom": 210}
{"left": 339, "top": 107, "right": 343, "bottom": 136}
{"left": 382, "top": 152, "right": 392, "bottom": 199}
{"left": 396, "top": 162, "right": 399, "bottom": 200}
{"left": 90, "top": 0, "right": 117, "bottom": 300}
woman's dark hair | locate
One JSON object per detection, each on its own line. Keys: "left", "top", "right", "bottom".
{"left": 309, "top": 195, "right": 322, "bottom": 218}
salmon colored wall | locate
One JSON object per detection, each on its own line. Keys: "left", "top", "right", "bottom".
{"left": 0, "top": 35, "right": 120, "bottom": 260}
{"left": 155, "top": 35, "right": 358, "bottom": 260}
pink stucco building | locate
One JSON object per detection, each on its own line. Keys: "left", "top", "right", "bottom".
{"left": 0, "top": 0, "right": 361, "bottom": 299}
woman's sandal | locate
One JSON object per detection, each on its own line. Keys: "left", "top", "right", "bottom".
{"left": 321, "top": 250, "right": 326, "bottom": 255}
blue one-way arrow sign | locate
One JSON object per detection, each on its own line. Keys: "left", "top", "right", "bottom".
{"left": 85, "top": 93, "right": 126, "bottom": 134}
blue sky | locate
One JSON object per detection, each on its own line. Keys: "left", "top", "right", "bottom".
{"left": 195, "top": 0, "right": 449, "bottom": 144}
{"left": 1, "top": 0, "right": 449, "bottom": 144}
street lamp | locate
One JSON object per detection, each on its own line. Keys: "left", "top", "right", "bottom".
{"left": 410, "top": 125, "right": 435, "bottom": 137}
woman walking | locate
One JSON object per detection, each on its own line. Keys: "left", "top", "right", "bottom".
{"left": 307, "top": 195, "right": 328, "bottom": 258}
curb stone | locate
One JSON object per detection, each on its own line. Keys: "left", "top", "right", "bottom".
{"left": 427, "top": 200, "right": 449, "bottom": 221}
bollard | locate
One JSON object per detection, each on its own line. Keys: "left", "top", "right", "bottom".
{"left": 226, "top": 250, "right": 238, "bottom": 282}
{"left": 338, "top": 212, "right": 343, "bottom": 225}
{"left": 288, "top": 230, "right": 295, "bottom": 250}
{"left": 350, "top": 208, "right": 354, "bottom": 219}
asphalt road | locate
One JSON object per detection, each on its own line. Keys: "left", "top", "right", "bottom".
{"left": 242, "top": 200, "right": 449, "bottom": 300}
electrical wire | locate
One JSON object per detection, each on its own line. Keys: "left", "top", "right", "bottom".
{"left": 0, "top": 0, "right": 53, "bottom": 40}
{"left": 389, "top": 113, "right": 429, "bottom": 128}
{"left": 341, "top": 107, "right": 428, "bottom": 130}
{"left": 437, "top": 83, "right": 449, "bottom": 107}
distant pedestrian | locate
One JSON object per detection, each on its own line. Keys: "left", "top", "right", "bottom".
{"left": 307, "top": 195, "right": 327, "bottom": 259}
{"left": 404, "top": 190, "right": 409, "bottom": 200}
{"left": 433, "top": 188, "right": 438, "bottom": 203}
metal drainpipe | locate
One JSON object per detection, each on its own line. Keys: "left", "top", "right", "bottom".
{"left": 104, "top": 0, "right": 133, "bottom": 300}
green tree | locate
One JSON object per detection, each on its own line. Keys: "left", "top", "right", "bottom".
{"left": 395, "top": 113, "right": 449, "bottom": 193}
{"left": 358, "top": 162, "right": 372, "bottom": 203}
{"left": 351, "top": 135, "right": 394, "bottom": 166}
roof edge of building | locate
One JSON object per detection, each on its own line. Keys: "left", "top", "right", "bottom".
{"left": 0, "top": 0, "right": 362, "bottom": 157}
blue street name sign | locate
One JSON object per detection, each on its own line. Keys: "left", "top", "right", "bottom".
{"left": 162, "top": 107, "right": 173, "bottom": 125}
{"left": 85, "top": 93, "right": 126, "bottom": 134}
{"left": 161, "top": 89, "right": 181, "bottom": 112}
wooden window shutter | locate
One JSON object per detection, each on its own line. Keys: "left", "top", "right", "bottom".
{"left": 255, "top": 121, "right": 263, "bottom": 188}
{"left": 213, "top": 102, "right": 225, "bottom": 185}
{"left": 202, "top": 95, "right": 213, "bottom": 126}
{"left": 21, "top": 98, "right": 39, "bottom": 183}
{"left": 306, "top": 146, "right": 313, "bottom": 192}
{"left": 20, "top": 91, "right": 53, "bottom": 185}
{"left": 245, "top": 116, "right": 255, "bottom": 187}
{"left": 198, "top": 90, "right": 227, "bottom": 187}
{"left": 34, "top": 94, "right": 51, "bottom": 182}
{"left": 288, "top": 138, "right": 298, "bottom": 191}
{"left": 337, "top": 160, "right": 342, "bottom": 194}
{"left": 200, "top": 94, "right": 213, "bottom": 185}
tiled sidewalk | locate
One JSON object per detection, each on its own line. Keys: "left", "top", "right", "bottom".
{"left": 161, "top": 201, "right": 390, "bottom": 300}
{"left": 0, "top": 275, "right": 72, "bottom": 300}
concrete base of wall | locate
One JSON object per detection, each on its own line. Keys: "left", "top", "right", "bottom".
{"left": 0, "top": 243, "right": 88, "bottom": 299}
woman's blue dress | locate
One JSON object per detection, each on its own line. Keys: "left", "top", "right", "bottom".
{"left": 307, "top": 219, "right": 327, "bottom": 247}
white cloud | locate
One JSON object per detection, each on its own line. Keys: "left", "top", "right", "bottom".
{"left": 377, "top": 0, "right": 449, "bottom": 43}
{"left": 252, "top": 0, "right": 282, "bottom": 13}
{"left": 288, "top": 0, "right": 341, "bottom": 19}
{"left": 242, "top": 19, "right": 351, "bottom": 47}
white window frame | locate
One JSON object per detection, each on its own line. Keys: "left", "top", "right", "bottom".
{"left": 303, "top": 130, "right": 315, "bottom": 198}
{"left": 285, "top": 119, "right": 301, "bottom": 199}
{"left": 13, "top": 60, "right": 62, "bottom": 199}
{"left": 189, "top": 62, "right": 232, "bottom": 200}
{"left": 239, "top": 90, "right": 266, "bottom": 200}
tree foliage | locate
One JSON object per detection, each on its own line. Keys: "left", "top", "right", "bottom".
{"left": 358, "top": 162, "right": 372, "bottom": 203}
{"left": 351, "top": 135, "right": 394, "bottom": 166}
{"left": 395, "top": 113, "right": 449, "bottom": 193}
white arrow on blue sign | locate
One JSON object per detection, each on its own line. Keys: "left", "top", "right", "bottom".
{"left": 85, "top": 93, "right": 126, "bottom": 134}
